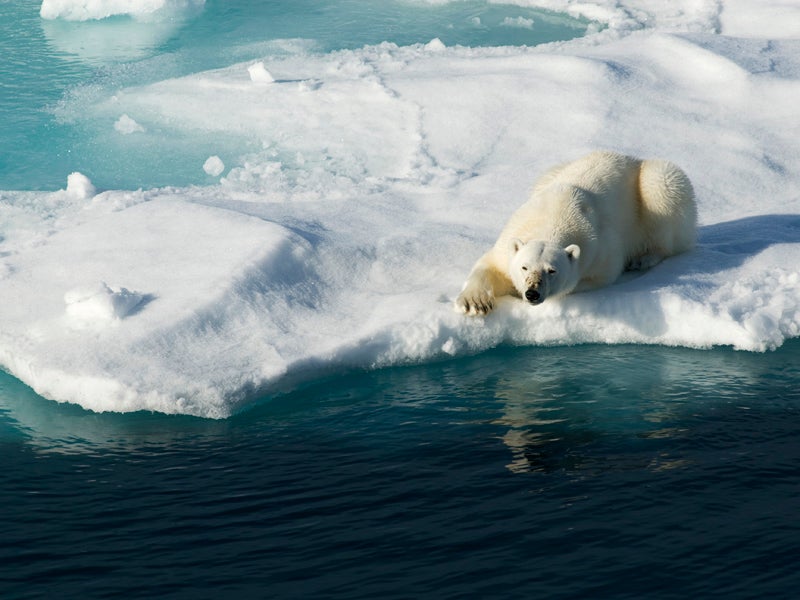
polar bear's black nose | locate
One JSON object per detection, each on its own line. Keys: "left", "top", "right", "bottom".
{"left": 525, "top": 289, "right": 540, "bottom": 303}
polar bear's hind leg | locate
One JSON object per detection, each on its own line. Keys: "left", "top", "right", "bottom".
{"left": 637, "top": 159, "right": 697, "bottom": 258}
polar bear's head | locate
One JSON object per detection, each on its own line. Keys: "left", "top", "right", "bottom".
{"left": 508, "top": 239, "right": 581, "bottom": 305}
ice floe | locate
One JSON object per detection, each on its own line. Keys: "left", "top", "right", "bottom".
{"left": 0, "top": 0, "right": 798, "bottom": 417}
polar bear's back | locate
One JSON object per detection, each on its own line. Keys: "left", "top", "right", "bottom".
{"left": 500, "top": 151, "right": 644, "bottom": 250}
{"left": 492, "top": 150, "right": 696, "bottom": 274}
{"left": 533, "top": 151, "right": 639, "bottom": 195}
{"left": 528, "top": 151, "right": 695, "bottom": 253}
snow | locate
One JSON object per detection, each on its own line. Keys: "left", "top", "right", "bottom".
{"left": 719, "top": 0, "right": 800, "bottom": 39}
{"left": 0, "top": 0, "right": 798, "bottom": 417}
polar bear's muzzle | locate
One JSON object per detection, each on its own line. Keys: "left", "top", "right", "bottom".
{"left": 525, "top": 287, "right": 543, "bottom": 304}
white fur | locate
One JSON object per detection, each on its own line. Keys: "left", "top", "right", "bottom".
{"left": 454, "top": 151, "right": 697, "bottom": 315}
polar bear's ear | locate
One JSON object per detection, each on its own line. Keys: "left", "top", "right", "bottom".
{"left": 510, "top": 238, "right": 524, "bottom": 254}
{"left": 565, "top": 244, "right": 581, "bottom": 261}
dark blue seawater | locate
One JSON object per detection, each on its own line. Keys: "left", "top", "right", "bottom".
{"left": 2, "top": 341, "right": 799, "bottom": 599}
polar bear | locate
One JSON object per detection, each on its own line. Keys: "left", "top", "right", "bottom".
{"left": 454, "top": 151, "right": 697, "bottom": 315}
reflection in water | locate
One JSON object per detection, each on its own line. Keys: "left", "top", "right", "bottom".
{"left": 40, "top": 13, "right": 200, "bottom": 65}
{"left": 0, "top": 341, "right": 797, "bottom": 467}
{"left": 42, "top": 18, "right": 176, "bottom": 64}
{"left": 38, "top": 0, "right": 206, "bottom": 65}
{"left": 489, "top": 344, "right": 774, "bottom": 474}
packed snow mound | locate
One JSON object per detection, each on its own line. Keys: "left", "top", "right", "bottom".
{"left": 3, "top": 1, "right": 800, "bottom": 417}
{"left": 64, "top": 282, "right": 147, "bottom": 325}
{"left": 40, "top": 0, "right": 205, "bottom": 21}
{"left": 65, "top": 172, "right": 95, "bottom": 199}
{"left": 248, "top": 62, "right": 275, "bottom": 84}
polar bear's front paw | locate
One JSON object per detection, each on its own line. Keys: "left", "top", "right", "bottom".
{"left": 454, "top": 288, "right": 495, "bottom": 316}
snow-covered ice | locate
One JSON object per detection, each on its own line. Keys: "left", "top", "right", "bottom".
{"left": 0, "top": 0, "right": 798, "bottom": 417}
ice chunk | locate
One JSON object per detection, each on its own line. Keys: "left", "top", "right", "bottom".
{"left": 203, "top": 156, "right": 225, "bottom": 177}
{"left": 248, "top": 62, "right": 275, "bottom": 84}
{"left": 424, "top": 38, "right": 446, "bottom": 51}
{"left": 66, "top": 172, "right": 96, "bottom": 199}
{"left": 65, "top": 282, "right": 146, "bottom": 324}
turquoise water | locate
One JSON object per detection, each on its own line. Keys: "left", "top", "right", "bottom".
{"left": 0, "top": 0, "right": 591, "bottom": 191}
{"left": 2, "top": 2, "right": 800, "bottom": 598}
{"left": 2, "top": 342, "right": 800, "bottom": 597}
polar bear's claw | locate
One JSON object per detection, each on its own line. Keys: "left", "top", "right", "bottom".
{"left": 455, "top": 290, "right": 494, "bottom": 315}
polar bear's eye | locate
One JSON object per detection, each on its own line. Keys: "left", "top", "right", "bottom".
{"left": 521, "top": 266, "right": 528, "bottom": 271}
{"left": 547, "top": 268, "right": 556, "bottom": 274}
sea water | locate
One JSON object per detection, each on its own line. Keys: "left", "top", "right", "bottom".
{"left": 2, "top": 342, "right": 800, "bottom": 597}
{"left": 2, "top": 1, "right": 800, "bottom": 598}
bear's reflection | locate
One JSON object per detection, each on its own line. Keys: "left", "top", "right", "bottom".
{"left": 488, "top": 344, "right": 763, "bottom": 475}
